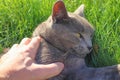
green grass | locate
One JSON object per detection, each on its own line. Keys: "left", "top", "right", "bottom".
{"left": 0, "top": 0, "right": 120, "bottom": 67}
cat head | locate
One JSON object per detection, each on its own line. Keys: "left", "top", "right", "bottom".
{"left": 33, "top": 0, "right": 94, "bottom": 58}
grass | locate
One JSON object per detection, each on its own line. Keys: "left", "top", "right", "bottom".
{"left": 0, "top": 0, "right": 120, "bottom": 67}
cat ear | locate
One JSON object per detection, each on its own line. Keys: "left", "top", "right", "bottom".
{"left": 52, "top": 0, "right": 69, "bottom": 23}
{"left": 74, "top": 4, "right": 85, "bottom": 17}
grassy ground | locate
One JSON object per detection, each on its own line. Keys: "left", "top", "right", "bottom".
{"left": 0, "top": 0, "right": 120, "bottom": 67}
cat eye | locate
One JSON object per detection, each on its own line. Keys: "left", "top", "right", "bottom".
{"left": 76, "top": 33, "right": 82, "bottom": 38}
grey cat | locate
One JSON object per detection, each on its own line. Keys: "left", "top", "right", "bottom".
{"left": 33, "top": 1, "right": 120, "bottom": 80}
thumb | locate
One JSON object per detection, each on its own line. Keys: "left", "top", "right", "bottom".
{"left": 30, "top": 62, "right": 64, "bottom": 80}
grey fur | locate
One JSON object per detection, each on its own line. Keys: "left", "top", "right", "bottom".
{"left": 32, "top": 1, "right": 120, "bottom": 80}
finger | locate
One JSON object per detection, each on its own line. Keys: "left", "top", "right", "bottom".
{"left": 28, "top": 36, "right": 41, "bottom": 58}
{"left": 30, "top": 62, "right": 64, "bottom": 80}
{"left": 0, "top": 44, "right": 18, "bottom": 60}
{"left": 20, "top": 38, "right": 31, "bottom": 45}
{"left": 9, "top": 44, "right": 19, "bottom": 51}
{"left": 12, "top": 44, "right": 19, "bottom": 48}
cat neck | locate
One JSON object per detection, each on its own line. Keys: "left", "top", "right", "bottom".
{"left": 65, "top": 55, "right": 87, "bottom": 69}
{"left": 63, "top": 57, "right": 87, "bottom": 76}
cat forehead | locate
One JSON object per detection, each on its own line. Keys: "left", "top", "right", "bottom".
{"left": 50, "top": 13, "right": 94, "bottom": 33}
{"left": 45, "top": 12, "right": 94, "bottom": 36}
{"left": 69, "top": 13, "right": 94, "bottom": 33}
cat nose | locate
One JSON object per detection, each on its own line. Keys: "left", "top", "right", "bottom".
{"left": 87, "top": 47, "right": 92, "bottom": 51}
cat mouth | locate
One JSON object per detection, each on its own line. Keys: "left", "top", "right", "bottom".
{"left": 88, "top": 47, "right": 93, "bottom": 52}
{"left": 89, "top": 48, "right": 93, "bottom": 52}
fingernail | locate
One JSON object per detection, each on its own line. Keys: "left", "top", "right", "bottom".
{"left": 36, "top": 36, "right": 41, "bottom": 40}
{"left": 54, "top": 62, "right": 64, "bottom": 71}
{"left": 33, "top": 36, "right": 41, "bottom": 42}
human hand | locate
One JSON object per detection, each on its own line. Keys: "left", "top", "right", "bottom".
{"left": 0, "top": 37, "right": 64, "bottom": 80}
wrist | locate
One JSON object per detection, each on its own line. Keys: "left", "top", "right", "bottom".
{"left": 0, "top": 64, "right": 11, "bottom": 80}
{"left": 0, "top": 74, "right": 8, "bottom": 80}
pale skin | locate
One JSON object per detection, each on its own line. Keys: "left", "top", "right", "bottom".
{"left": 0, "top": 37, "right": 64, "bottom": 80}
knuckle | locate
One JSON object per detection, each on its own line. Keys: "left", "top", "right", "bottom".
{"left": 24, "top": 47, "right": 31, "bottom": 53}
{"left": 34, "top": 37, "right": 41, "bottom": 42}
{"left": 22, "top": 38, "right": 31, "bottom": 43}
{"left": 11, "top": 44, "right": 19, "bottom": 49}
{"left": 13, "top": 44, "right": 19, "bottom": 47}
{"left": 23, "top": 37, "right": 30, "bottom": 40}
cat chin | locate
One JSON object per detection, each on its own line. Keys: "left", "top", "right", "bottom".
{"left": 82, "top": 49, "right": 91, "bottom": 55}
